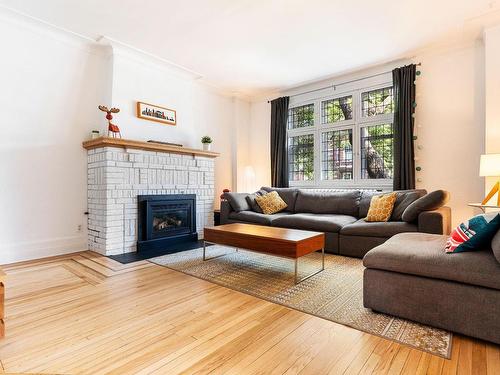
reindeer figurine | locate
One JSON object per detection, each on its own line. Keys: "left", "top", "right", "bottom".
{"left": 98, "top": 105, "right": 121, "bottom": 138}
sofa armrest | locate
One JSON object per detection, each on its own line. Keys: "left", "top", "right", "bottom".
{"left": 220, "top": 200, "right": 233, "bottom": 224}
{"left": 418, "top": 206, "right": 451, "bottom": 235}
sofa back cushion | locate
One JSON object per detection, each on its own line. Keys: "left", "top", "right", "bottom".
{"left": 224, "top": 192, "right": 251, "bottom": 212}
{"left": 245, "top": 189, "right": 268, "bottom": 213}
{"left": 294, "top": 189, "right": 361, "bottom": 216}
{"left": 261, "top": 187, "right": 298, "bottom": 212}
{"left": 391, "top": 189, "right": 427, "bottom": 221}
{"left": 359, "top": 191, "right": 379, "bottom": 218}
{"left": 402, "top": 190, "right": 450, "bottom": 222}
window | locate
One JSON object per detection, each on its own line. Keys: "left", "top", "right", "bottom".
{"left": 288, "top": 104, "right": 314, "bottom": 129}
{"left": 321, "top": 95, "right": 353, "bottom": 124}
{"left": 321, "top": 129, "right": 353, "bottom": 180}
{"left": 361, "top": 87, "right": 394, "bottom": 117}
{"left": 288, "top": 134, "right": 314, "bottom": 181}
{"left": 360, "top": 124, "right": 394, "bottom": 179}
{"left": 287, "top": 81, "right": 394, "bottom": 188}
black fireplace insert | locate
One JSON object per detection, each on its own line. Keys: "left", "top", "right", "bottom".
{"left": 137, "top": 194, "right": 197, "bottom": 252}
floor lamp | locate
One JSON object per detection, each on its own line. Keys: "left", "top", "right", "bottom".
{"left": 480, "top": 153, "right": 500, "bottom": 206}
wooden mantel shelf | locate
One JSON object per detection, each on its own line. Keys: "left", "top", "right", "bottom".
{"left": 82, "top": 137, "right": 219, "bottom": 158}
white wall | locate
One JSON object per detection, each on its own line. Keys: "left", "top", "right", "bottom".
{"left": 109, "top": 46, "right": 236, "bottom": 207}
{"left": 249, "top": 43, "right": 486, "bottom": 226}
{"left": 0, "top": 14, "right": 245, "bottom": 264}
{"left": 415, "top": 42, "right": 485, "bottom": 225}
{"left": 484, "top": 25, "right": 500, "bottom": 199}
{"left": 0, "top": 14, "right": 109, "bottom": 264}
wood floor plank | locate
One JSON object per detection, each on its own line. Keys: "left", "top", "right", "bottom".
{"left": 486, "top": 342, "right": 500, "bottom": 374}
{"left": 0, "top": 251, "right": 497, "bottom": 375}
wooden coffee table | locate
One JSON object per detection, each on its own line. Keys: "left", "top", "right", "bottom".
{"left": 203, "top": 223, "right": 325, "bottom": 284}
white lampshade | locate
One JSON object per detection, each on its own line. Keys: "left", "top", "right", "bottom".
{"left": 479, "top": 154, "right": 500, "bottom": 177}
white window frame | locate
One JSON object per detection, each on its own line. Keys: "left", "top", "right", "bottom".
{"left": 287, "top": 77, "right": 394, "bottom": 189}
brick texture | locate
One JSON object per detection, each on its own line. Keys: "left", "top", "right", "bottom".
{"left": 87, "top": 147, "right": 215, "bottom": 255}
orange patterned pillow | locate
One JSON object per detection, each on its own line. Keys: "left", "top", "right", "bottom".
{"left": 255, "top": 191, "right": 287, "bottom": 215}
{"left": 366, "top": 192, "right": 398, "bottom": 222}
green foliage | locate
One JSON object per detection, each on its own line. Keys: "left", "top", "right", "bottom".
{"left": 364, "top": 124, "right": 394, "bottom": 178}
{"left": 201, "top": 136, "right": 213, "bottom": 144}
{"left": 289, "top": 135, "right": 314, "bottom": 181}
{"left": 323, "top": 96, "right": 353, "bottom": 123}
{"left": 289, "top": 104, "right": 314, "bottom": 129}
{"left": 362, "top": 87, "right": 394, "bottom": 117}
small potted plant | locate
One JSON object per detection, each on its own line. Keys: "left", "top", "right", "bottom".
{"left": 201, "top": 136, "right": 213, "bottom": 151}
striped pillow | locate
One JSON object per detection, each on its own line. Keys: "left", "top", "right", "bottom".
{"left": 445, "top": 213, "right": 500, "bottom": 253}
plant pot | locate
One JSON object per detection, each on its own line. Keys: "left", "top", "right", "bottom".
{"left": 202, "top": 143, "right": 211, "bottom": 151}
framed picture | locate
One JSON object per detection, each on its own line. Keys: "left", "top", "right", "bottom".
{"left": 136, "top": 102, "right": 176, "bottom": 125}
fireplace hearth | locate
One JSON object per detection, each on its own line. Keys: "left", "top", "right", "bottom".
{"left": 137, "top": 194, "right": 197, "bottom": 252}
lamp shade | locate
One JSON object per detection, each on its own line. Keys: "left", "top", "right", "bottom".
{"left": 480, "top": 154, "right": 500, "bottom": 177}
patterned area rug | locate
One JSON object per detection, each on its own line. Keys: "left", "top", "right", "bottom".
{"left": 150, "top": 246, "right": 452, "bottom": 358}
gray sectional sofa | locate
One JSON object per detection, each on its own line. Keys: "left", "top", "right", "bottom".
{"left": 363, "top": 231, "right": 500, "bottom": 344}
{"left": 221, "top": 187, "right": 451, "bottom": 258}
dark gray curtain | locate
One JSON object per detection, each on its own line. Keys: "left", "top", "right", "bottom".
{"left": 270, "top": 96, "right": 290, "bottom": 187}
{"left": 392, "top": 65, "right": 416, "bottom": 190}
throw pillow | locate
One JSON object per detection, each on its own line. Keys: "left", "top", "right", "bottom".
{"left": 445, "top": 213, "right": 500, "bottom": 253}
{"left": 255, "top": 191, "right": 288, "bottom": 215}
{"left": 261, "top": 187, "right": 298, "bottom": 212}
{"left": 401, "top": 190, "right": 450, "bottom": 222}
{"left": 365, "top": 192, "right": 398, "bottom": 222}
{"left": 391, "top": 189, "right": 427, "bottom": 221}
{"left": 223, "top": 192, "right": 251, "bottom": 212}
{"left": 245, "top": 190, "right": 268, "bottom": 213}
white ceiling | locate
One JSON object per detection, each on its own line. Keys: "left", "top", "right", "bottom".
{"left": 1, "top": 0, "right": 498, "bottom": 96}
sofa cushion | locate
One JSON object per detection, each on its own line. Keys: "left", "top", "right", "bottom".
{"left": 224, "top": 192, "right": 251, "bottom": 212}
{"left": 272, "top": 213, "right": 357, "bottom": 233}
{"left": 402, "top": 190, "right": 450, "bottom": 222}
{"left": 261, "top": 187, "right": 298, "bottom": 212}
{"left": 391, "top": 189, "right": 427, "bottom": 221}
{"left": 359, "top": 191, "right": 379, "bottom": 218}
{"left": 363, "top": 232, "right": 500, "bottom": 290}
{"left": 245, "top": 189, "right": 268, "bottom": 213}
{"left": 228, "top": 211, "right": 291, "bottom": 225}
{"left": 340, "top": 219, "right": 418, "bottom": 237}
{"left": 294, "top": 190, "right": 361, "bottom": 216}
{"left": 493, "top": 229, "right": 500, "bottom": 264}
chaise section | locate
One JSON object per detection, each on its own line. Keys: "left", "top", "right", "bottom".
{"left": 363, "top": 232, "right": 500, "bottom": 344}
{"left": 363, "top": 232, "right": 500, "bottom": 290}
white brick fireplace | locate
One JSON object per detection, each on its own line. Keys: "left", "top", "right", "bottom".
{"left": 84, "top": 138, "right": 218, "bottom": 256}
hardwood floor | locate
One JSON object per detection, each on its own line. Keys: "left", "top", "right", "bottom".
{"left": 0, "top": 251, "right": 498, "bottom": 374}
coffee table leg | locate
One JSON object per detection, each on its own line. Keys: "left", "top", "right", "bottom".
{"left": 203, "top": 241, "right": 238, "bottom": 261}
{"left": 294, "top": 248, "right": 325, "bottom": 284}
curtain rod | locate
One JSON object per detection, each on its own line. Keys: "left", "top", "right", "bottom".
{"left": 267, "top": 62, "right": 421, "bottom": 103}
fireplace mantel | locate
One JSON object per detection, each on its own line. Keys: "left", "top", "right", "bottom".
{"left": 82, "top": 137, "right": 219, "bottom": 158}
{"left": 84, "top": 138, "right": 216, "bottom": 256}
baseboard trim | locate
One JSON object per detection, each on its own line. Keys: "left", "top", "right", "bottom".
{"left": 0, "top": 235, "right": 87, "bottom": 265}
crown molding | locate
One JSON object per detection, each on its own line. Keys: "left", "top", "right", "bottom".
{"left": 97, "top": 36, "right": 203, "bottom": 81}
{"left": 0, "top": 5, "right": 108, "bottom": 56}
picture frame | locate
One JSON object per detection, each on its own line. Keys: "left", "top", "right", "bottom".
{"left": 136, "top": 101, "right": 176, "bottom": 125}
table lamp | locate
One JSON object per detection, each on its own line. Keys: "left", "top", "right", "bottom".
{"left": 480, "top": 153, "right": 500, "bottom": 206}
